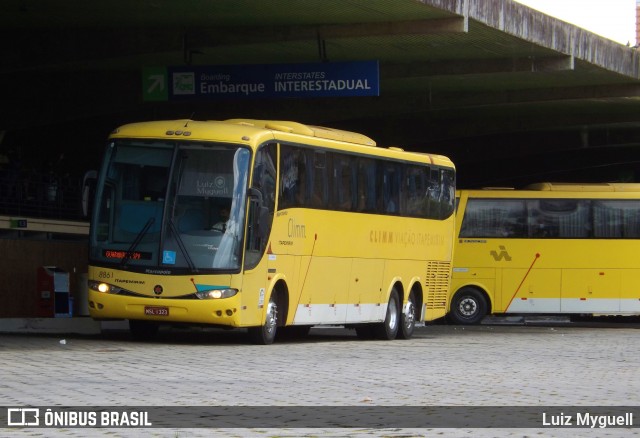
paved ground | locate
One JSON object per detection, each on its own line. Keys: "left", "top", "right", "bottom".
{"left": 0, "top": 320, "right": 639, "bottom": 437}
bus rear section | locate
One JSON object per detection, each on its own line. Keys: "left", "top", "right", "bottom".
{"left": 448, "top": 184, "right": 640, "bottom": 324}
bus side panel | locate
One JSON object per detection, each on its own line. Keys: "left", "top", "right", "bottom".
{"left": 346, "top": 258, "right": 385, "bottom": 323}
{"left": 291, "top": 256, "right": 351, "bottom": 324}
{"left": 621, "top": 269, "right": 640, "bottom": 314}
{"left": 500, "top": 269, "right": 561, "bottom": 313}
{"left": 239, "top": 253, "right": 270, "bottom": 327}
{"left": 561, "top": 269, "right": 621, "bottom": 313}
{"left": 265, "top": 253, "right": 298, "bottom": 326}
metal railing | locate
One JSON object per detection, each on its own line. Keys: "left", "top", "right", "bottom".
{"left": 0, "top": 173, "right": 85, "bottom": 221}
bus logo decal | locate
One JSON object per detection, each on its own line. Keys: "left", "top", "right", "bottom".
{"left": 490, "top": 246, "right": 512, "bottom": 261}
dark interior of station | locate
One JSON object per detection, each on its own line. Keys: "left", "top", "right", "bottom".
{"left": 2, "top": 0, "right": 640, "bottom": 222}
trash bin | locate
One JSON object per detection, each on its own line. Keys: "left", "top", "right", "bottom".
{"left": 36, "top": 266, "right": 72, "bottom": 318}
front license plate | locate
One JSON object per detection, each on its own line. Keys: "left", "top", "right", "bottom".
{"left": 144, "top": 306, "right": 169, "bottom": 316}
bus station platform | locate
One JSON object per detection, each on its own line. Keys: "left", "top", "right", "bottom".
{"left": 0, "top": 317, "right": 127, "bottom": 335}
{"left": 0, "top": 315, "right": 572, "bottom": 336}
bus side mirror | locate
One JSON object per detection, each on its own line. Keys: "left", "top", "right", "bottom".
{"left": 248, "top": 187, "right": 271, "bottom": 238}
{"left": 247, "top": 187, "right": 263, "bottom": 205}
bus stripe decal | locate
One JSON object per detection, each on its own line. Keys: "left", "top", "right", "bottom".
{"left": 506, "top": 253, "right": 540, "bottom": 311}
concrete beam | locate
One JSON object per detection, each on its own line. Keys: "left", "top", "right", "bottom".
{"left": 382, "top": 55, "right": 574, "bottom": 78}
{"left": 420, "top": 0, "right": 640, "bottom": 79}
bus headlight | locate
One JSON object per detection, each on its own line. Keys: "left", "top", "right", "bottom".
{"left": 196, "top": 288, "right": 238, "bottom": 299}
{"left": 88, "top": 280, "right": 123, "bottom": 294}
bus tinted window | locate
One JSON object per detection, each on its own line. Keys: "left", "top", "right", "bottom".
{"left": 460, "top": 198, "right": 640, "bottom": 239}
{"left": 459, "top": 199, "right": 525, "bottom": 238}
{"left": 593, "top": 200, "right": 640, "bottom": 238}
{"left": 529, "top": 199, "right": 590, "bottom": 238}
{"left": 278, "top": 144, "right": 455, "bottom": 220}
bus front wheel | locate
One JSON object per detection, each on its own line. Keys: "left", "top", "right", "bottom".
{"left": 373, "top": 289, "right": 400, "bottom": 340}
{"left": 248, "top": 293, "right": 278, "bottom": 345}
{"left": 449, "top": 288, "right": 487, "bottom": 325}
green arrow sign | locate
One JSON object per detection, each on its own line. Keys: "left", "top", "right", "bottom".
{"left": 142, "top": 67, "right": 168, "bottom": 101}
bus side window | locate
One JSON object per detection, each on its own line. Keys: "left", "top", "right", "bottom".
{"left": 460, "top": 199, "right": 525, "bottom": 238}
{"left": 279, "top": 145, "right": 299, "bottom": 209}
{"left": 311, "top": 151, "right": 328, "bottom": 208}
{"left": 356, "top": 157, "right": 377, "bottom": 212}
{"left": 331, "top": 155, "right": 354, "bottom": 211}
{"left": 441, "top": 168, "right": 456, "bottom": 219}
{"left": 427, "top": 168, "right": 442, "bottom": 219}
{"left": 382, "top": 163, "right": 400, "bottom": 214}
{"left": 593, "top": 200, "right": 622, "bottom": 238}
{"left": 296, "top": 150, "right": 314, "bottom": 206}
{"left": 404, "top": 166, "right": 426, "bottom": 217}
{"left": 615, "top": 201, "right": 640, "bottom": 238}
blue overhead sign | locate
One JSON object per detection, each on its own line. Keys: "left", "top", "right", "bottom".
{"left": 152, "top": 61, "right": 379, "bottom": 101}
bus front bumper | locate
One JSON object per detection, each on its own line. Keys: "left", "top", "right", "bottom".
{"left": 87, "top": 290, "right": 244, "bottom": 327}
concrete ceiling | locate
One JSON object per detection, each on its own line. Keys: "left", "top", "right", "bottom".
{"left": 2, "top": 0, "right": 640, "bottom": 187}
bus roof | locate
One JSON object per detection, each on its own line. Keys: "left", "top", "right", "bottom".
{"left": 109, "top": 118, "right": 455, "bottom": 168}
{"left": 524, "top": 182, "right": 640, "bottom": 192}
{"left": 110, "top": 118, "right": 377, "bottom": 146}
{"left": 225, "top": 118, "right": 376, "bottom": 147}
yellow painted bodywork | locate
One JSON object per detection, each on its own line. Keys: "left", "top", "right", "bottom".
{"left": 450, "top": 185, "right": 640, "bottom": 316}
{"left": 89, "top": 119, "right": 456, "bottom": 327}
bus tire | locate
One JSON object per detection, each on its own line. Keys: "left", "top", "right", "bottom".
{"left": 248, "top": 292, "right": 278, "bottom": 345}
{"left": 398, "top": 290, "right": 416, "bottom": 340}
{"left": 129, "top": 320, "right": 159, "bottom": 341}
{"left": 373, "top": 288, "right": 400, "bottom": 340}
{"left": 449, "top": 287, "right": 487, "bottom": 325}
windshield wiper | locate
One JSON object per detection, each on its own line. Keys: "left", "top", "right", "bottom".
{"left": 168, "top": 219, "right": 198, "bottom": 274}
{"left": 120, "top": 217, "right": 155, "bottom": 269}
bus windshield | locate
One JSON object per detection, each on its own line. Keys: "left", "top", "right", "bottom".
{"left": 89, "top": 140, "right": 251, "bottom": 272}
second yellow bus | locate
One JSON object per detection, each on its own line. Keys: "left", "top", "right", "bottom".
{"left": 449, "top": 183, "right": 640, "bottom": 324}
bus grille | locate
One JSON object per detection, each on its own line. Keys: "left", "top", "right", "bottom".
{"left": 425, "top": 261, "right": 451, "bottom": 309}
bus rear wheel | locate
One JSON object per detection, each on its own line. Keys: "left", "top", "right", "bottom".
{"left": 398, "top": 290, "right": 416, "bottom": 340}
{"left": 248, "top": 293, "right": 278, "bottom": 345}
{"left": 373, "top": 289, "right": 400, "bottom": 340}
{"left": 449, "top": 287, "right": 487, "bottom": 325}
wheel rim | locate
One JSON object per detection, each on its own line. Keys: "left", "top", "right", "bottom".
{"left": 404, "top": 300, "right": 415, "bottom": 329}
{"left": 265, "top": 299, "right": 277, "bottom": 334}
{"left": 458, "top": 297, "right": 478, "bottom": 318}
{"left": 388, "top": 297, "right": 398, "bottom": 330}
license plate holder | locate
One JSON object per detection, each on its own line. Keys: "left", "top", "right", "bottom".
{"left": 144, "top": 306, "right": 169, "bottom": 316}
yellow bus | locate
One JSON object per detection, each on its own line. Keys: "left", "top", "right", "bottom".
{"left": 87, "top": 118, "right": 456, "bottom": 343}
{"left": 448, "top": 182, "right": 640, "bottom": 324}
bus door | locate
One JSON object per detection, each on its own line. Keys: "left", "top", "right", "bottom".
{"left": 241, "top": 143, "right": 277, "bottom": 323}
